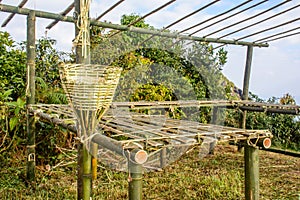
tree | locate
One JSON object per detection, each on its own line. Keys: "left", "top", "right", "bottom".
{"left": 90, "top": 14, "right": 231, "bottom": 123}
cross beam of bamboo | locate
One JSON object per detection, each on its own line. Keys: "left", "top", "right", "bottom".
{"left": 0, "top": 3, "right": 269, "bottom": 47}
{"left": 1, "top": 0, "right": 28, "bottom": 27}
{"left": 46, "top": 2, "right": 75, "bottom": 30}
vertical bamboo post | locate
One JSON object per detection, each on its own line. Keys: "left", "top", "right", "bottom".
{"left": 82, "top": 143, "right": 92, "bottom": 200}
{"left": 212, "top": 106, "right": 218, "bottom": 124}
{"left": 244, "top": 145, "right": 259, "bottom": 200}
{"left": 92, "top": 144, "right": 98, "bottom": 180}
{"left": 75, "top": 1, "right": 83, "bottom": 198}
{"left": 26, "top": 10, "right": 36, "bottom": 184}
{"left": 160, "top": 148, "right": 167, "bottom": 168}
{"left": 241, "top": 45, "right": 253, "bottom": 129}
{"left": 128, "top": 161, "right": 143, "bottom": 200}
{"left": 74, "top": 0, "right": 92, "bottom": 199}
{"left": 238, "top": 45, "right": 253, "bottom": 151}
{"left": 241, "top": 45, "right": 260, "bottom": 200}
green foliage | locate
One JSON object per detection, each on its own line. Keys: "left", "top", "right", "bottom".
{"left": 0, "top": 32, "right": 71, "bottom": 164}
{"left": 0, "top": 97, "right": 26, "bottom": 154}
{"left": 91, "top": 14, "right": 232, "bottom": 123}
{"left": 0, "top": 31, "right": 27, "bottom": 99}
{"left": 35, "top": 37, "right": 70, "bottom": 104}
{"left": 0, "top": 89, "right": 13, "bottom": 103}
{"left": 130, "top": 83, "right": 185, "bottom": 118}
{"left": 5, "top": 98, "right": 26, "bottom": 131}
{"left": 121, "top": 14, "right": 151, "bottom": 28}
{"left": 265, "top": 94, "right": 300, "bottom": 150}
{"left": 226, "top": 93, "right": 300, "bottom": 151}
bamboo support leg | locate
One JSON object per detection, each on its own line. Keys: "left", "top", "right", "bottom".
{"left": 244, "top": 145, "right": 259, "bottom": 200}
{"left": 92, "top": 143, "right": 98, "bottom": 180}
{"left": 128, "top": 161, "right": 143, "bottom": 200}
{"left": 26, "top": 10, "right": 36, "bottom": 184}
{"left": 82, "top": 146, "right": 92, "bottom": 200}
{"left": 160, "top": 148, "right": 167, "bottom": 168}
{"left": 26, "top": 112, "right": 36, "bottom": 183}
{"left": 77, "top": 143, "right": 83, "bottom": 200}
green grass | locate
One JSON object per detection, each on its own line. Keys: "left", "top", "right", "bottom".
{"left": 0, "top": 145, "right": 299, "bottom": 199}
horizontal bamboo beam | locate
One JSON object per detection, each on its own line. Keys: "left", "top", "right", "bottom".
{"left": 111, "top": 100, "right": 299, "bottom": 115}
{"left": 238, "top": 105, "right": 299, "bottom": 115}
{"left": 111, "top": 100, "right": 239, "bottom": 108}
{"left": 92, "top": 134, "right": 148, "bottom": 164}
{"left": 46, "top": 2, "right": 74, "bottom": 30}
{"left": 261, "top": 147, "right": 300, "bottom": 157}
{"left": 237, "top": 137, "right": 272, "bottom": 149}
{"left": 0, "top": 3, "right": 268, "bottom": 47}
{"left": 32, "top": 100, "right": 300, "bottom": 115}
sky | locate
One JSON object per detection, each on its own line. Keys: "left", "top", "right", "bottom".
{"left": 0, "top": 0, "right": 299, "bottom": 103}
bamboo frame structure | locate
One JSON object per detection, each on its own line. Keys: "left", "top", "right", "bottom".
{"left": 26, "top": 10, "right": 36, "bottom": 184}
{"left": 1, "top": 1, "right": 300, "bottom": 200}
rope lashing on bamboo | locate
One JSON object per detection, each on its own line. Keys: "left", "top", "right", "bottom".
{"left": 73, "top": 0, "right": 91, "bottom": 58}
{"left": 59, "top": 63, "right": 122, "bottom": 146}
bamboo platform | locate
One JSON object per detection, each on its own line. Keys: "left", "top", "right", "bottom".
{"left": 30, "top": 101, "right": 275, "bottom": 171}
{"left": 29, "top": 100, "right": 279, "bottom": 151}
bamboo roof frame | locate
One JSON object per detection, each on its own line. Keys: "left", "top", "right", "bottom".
{"left": 1, "top": 1, "right": 300, "bottom": 45}
{"left": 95, "top": 0, "right": 125, "bottom": 21}
{"left": 0, "top": 3, "right": 267, "bottom": 47}
{"left": 45, "top": 2, "right": 75, "bottom": 30}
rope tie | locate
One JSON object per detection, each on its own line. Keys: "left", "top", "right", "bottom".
{"left": 73, "top": 0, "right": 91, "bottom": 58}
{"left": 79, "top": 131, "right": 99, "bottom": 144}
{"left": 246, "top": 133, "right": 260, "bottom": 148}
{"left": 28, "top": 153, "right": 35, "bottom": 162}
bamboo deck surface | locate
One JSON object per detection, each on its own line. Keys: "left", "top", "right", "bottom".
{"left": 30, "top": 101, "right": 275, "bottom": 151}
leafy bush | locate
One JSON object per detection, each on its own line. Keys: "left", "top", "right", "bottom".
{"left": 0, "top": 31, "right": 26, "bottom": 100}
{"left": 0, "top": 31, "right": 73, "bottom": 165}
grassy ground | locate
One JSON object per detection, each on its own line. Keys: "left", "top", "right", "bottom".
{"left": 0, "top": 144, "right": 299, "bottom": 199}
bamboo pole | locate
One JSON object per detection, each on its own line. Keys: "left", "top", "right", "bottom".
{"left": 82, "top": 144, "right": 92, "bottom": 200}
{"left": 238, "top": 105, "right": 299, "bottom": 114}
{"left": 241, "top": 45, "right": 260, "bottom": 200}
{"left": 128, "top": 161, "right": 143, "bottom": 200}
{"left": 244, "top": 145, "right": 259, "bottom": 200}
{"left": 92, "top": 144, "right": 98, "bottom": 180}
{"left": 92, "top": 134, "right": 148, "bottom": 164}
{"left": 238, "top": 46, "right": 253, "bottom": 151}
{"left": 74, "top": 0, "right": 92, "bottom": 199}
{"left": 26, "top": 10, "right": 36, "bottom": 184}
{"left": 241, "top": 45, "right": 253, "bottom": 129}
{"left": 0, "top": 3, "right": 268, "bottom": 47}
{"left": 261, "top": 147, "right": 300, "bottom": 157}
{"left": 75, "top": 1, "right": 83, "bottom": 198}
{"left": 160, "top": 148, "right": 167, "bottom": 168}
